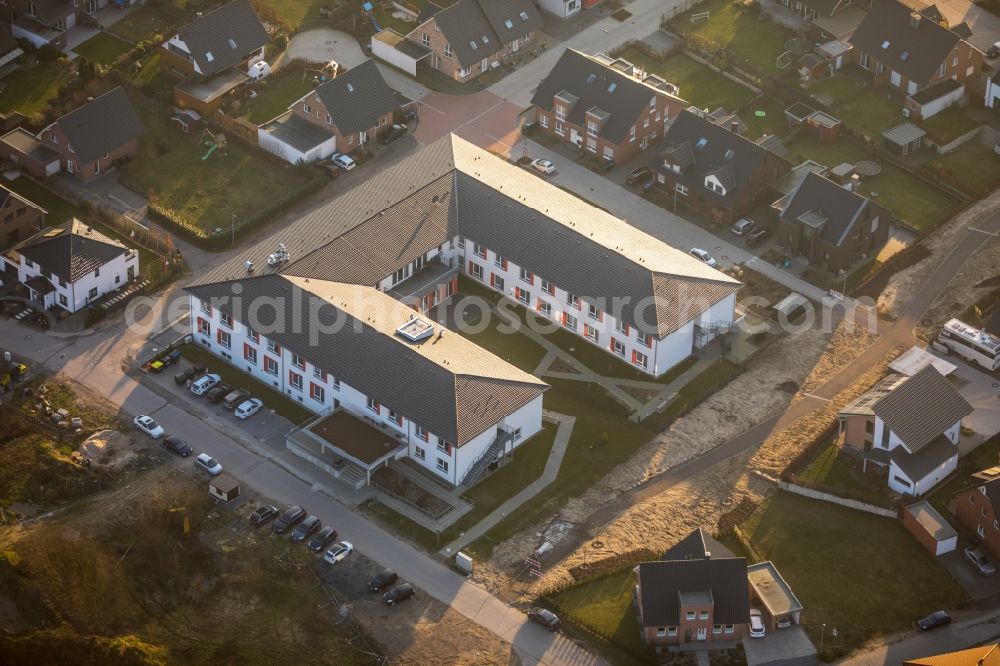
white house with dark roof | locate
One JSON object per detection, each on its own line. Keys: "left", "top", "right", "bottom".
{"left": 2, "top": 219, "right": 139, "bottom": 313}
{"left": 186, "top": 134, "right": 739, "bottom": 484}
{"left": 838, "top": 365, "right": 974, "bottom": 496}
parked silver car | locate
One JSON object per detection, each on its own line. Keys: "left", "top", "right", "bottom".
{"left": 965, "top": 545, "right": 997, "bottom": 575}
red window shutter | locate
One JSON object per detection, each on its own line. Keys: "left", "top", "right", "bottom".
{"left": 321, "top": 371, "right": 328, "bottom": 382}
{"left": 395, "top": 413, "right": 403, "bottom": 425}
{"left": 490, "top": 273, "right": 496, "bottom": 288}
{"left": 243, "top": 343, "right": 251, "bottom": 359}
{"left": 623, "top": 323, "right": 630, "bottom": 335}
{"left": 597, "top": 309, "right": 604, "bottom": 322}
{"left": 529, "top": 273, "right": 535, "bottom": 285}
{"left": 632, "top": 350, "right": 638, "bottom": 364}
{"left": 216, "top": 329, "right": 223, "bottom": 343}
{"left": 609, "top": 337, "right": 616, "bottom": 352}
{"left": 446, "top": 442, "right": 452, "bottom": 455}
{"left": 468, "top": 260, "right": 474, "bottom": 274}
{"left": 501, "top": 258, "right": 508, "bottom": 270}
{"left": 562, "top": 311, "right": 568, "bottom": 326}
{"left": 274, "top": 343, "right": 281, "bottom": 355}
{"left": 536, "top": 298, "right": 542, "bottom": 311}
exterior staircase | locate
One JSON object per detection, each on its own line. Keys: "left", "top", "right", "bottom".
{"left": 460, "top": 428, "right": 514, "bottom": 488}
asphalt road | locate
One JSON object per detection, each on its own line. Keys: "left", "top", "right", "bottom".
{"left": 0, "top": 320, "right": 605, "bottom": 666}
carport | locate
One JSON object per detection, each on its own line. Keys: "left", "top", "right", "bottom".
{"left": 748, "top": 561, "right": 804, "bottom": 631}
{"left": 371, "top": 29, "right": 431, "bottom": 76}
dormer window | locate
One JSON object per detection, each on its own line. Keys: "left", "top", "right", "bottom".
{"left": 504, "top": 19, "right": 513, "bottom": 29}
{"left": 881, "top": 40, "right": 890, "bottom": 49}
{"left": 206, "top": 51, "right": 214, "bottom": 62}
{"left": 470, "top": 41, "right": 478, "bottom": 50}
{"left": 482, "top": 35, "right": 489, "bottom": 44}
{"left": 520, "top": 11, "right": 529, "bottom": 20}
{"left": 227, "top": 38, "right": 237, "bottom": 49}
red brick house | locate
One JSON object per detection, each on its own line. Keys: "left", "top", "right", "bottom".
{"left": 160, "top": 0, "right": 269, "bottom": 116}
{"left": 849, "top": 0, "right": 983, "bottom": 113}
{"left": 259, "top": 59, "right": 400, "bottom": 164}
{"left": 0, "top": 87, "right": 143, "bottom": 183}
{"left": 653, "top": 109, "right": 791, "bottom": 224}
{"left": 405, "top": 0, "right": 542, "bottom": 82}
{"left": 0, "top": 184, "right": 45, "bottom": 251}
{"left": 956, "top": 467, "right": 1000, "bottom": 563}
{"left": 634, "top": 528, "right": 749, "bottom": 646}
{"left": 529, "top": 49, "right": 688, "bottom": 165}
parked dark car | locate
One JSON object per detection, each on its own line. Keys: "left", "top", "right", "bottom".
{"left": 222, "top": 388, "right": 251, "bottom": 410}
{"left": 917, "top": 610, "right": 951, "bottom": 631}
{"left": 173, "top": 361, "right": 207, "bottom": 385}
{"left": 206, "top": 383, "right": 233, "bottom": 404}
{"left": 307, "top": 526, "right": 339, "bottom": 552}
{"left": 291, "top": 515, "right": 321, "bottom": 541}
{"left": 527, "top": 608, "right": 561, "bottom": 631}
{"left": 271, "top": 505, "right": 307, "bottom": 534}
{"left": 378, "top": 123, "right": 407, "bottom": 144}
{"left": 368, "top": 568, "right": 398, "bottom": 592}
{"left": 746, "top": 227, "right": 772, "bottom": 247}
{"left": 626, "top": 166, "right": 653, "bottom": 189}
{"left": 250, "top": 505, "right": 279, "bottom": 526}
{"left": 163, "top": 435, "right": 192, "bottom": 457}
{"left": 383, "top": 582, "right": 415, "bottom": 606}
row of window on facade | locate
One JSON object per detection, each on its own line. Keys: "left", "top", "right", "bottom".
{"left": 467, "top": 265, "right": 652, "bottom": 369}
{"left": 654, "top": 624, "right": 736, "bottom": 637}
{"left": 196, "top": 312, "right": 459, "bottom": 454}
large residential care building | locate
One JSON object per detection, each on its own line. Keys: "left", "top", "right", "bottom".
{"left": 186, "top": 134, "right": 739, "bottom": 485}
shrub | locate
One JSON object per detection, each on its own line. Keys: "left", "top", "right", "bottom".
{"left": 37, "top": 43, "right": 62, "bottom": 63}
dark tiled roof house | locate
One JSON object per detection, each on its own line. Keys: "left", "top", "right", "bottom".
{"left": 405, "top": 0, "right": 542, "bottom": 82}
{"left": 838, "top": 365, "right": 973, "bottom": 496}
{"left": 530, "top": 49, "right": 688, "bottom": 165}
{"left": 635, "top": 528, "right": 750, "bottom": 645}
{"left": 773, "top": 171, "right": 889, "bottom": 273}
{"left": 653, "top": 109, "right": 791, "bottom": 224}
{"left": 0, "top": 87, "right": 143, "bottom": 183}
{"left": 160, "top": 0, "right": 270, "bottom": 115}
{"left": 0, "top": 184, "right": 46, "bottom": 251}
{"left": 849, "top": 0, "right": 982, "bottom": 115}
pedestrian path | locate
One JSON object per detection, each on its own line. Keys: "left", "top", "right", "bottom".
{"left": 439, "top": 410, "right": 575, "bottom": 558}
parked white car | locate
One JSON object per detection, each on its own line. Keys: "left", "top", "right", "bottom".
{"left": 749, "top": 609, "right": 766, "bottom": 638}
{"left": 531, "top": 158, "right": 556, "bottom": 175}
{"left": 689, "top": 248, "right": 718, "bottom": 267}
{"left": 324, "top": 541, "right": 354, "bottom": 565}
{"left": 133, "top": 415, "right": 164, "bottom": 439}
{"left": 234, "top": 397, "right": 264, "bottom": 419}
{"left": 190, "top": 373, "right": 221, "bottom": 396}
{"left": 195, "top": 453, "right": 223, "bottom": 476}
{"left": 331, "top": 153, "right": 356, "bottom": 171}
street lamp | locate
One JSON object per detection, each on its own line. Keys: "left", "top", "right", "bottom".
{"left": 820, "top": 623, "right": 826, "bottom": 654}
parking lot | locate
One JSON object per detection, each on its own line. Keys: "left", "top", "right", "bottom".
{"left": 940, "top": 544, "right": 1000, "bottom": 601}
{"left": 742, "top": 626, "right": 817, "bottom": 666}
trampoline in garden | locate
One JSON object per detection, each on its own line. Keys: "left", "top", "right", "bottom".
{"left": 785, "top": 37, "right": 811, "bottom": 55}
{"left": 855, "top": 161, "right": 882, "bottom": 176}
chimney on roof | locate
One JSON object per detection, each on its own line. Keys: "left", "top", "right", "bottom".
{"left": 910, "top": 11, "right": 920, "bottom": 28}
{"left": 730, "top": 121, "right": 739, "bottom": 133}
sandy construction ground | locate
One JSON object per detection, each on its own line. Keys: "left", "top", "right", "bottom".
{"left": 482, "top": 316, "right": 879, "bottom": 585}
{"left": 914, "top": 236, "right": 1000, "bottom": 342}
{"left": 879, "top": 189, "right": 1000, "bottom": 319}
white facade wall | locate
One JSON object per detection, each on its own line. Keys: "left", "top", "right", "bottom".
{"left": 461, "top": 241, "right": 734, "bottom": 376}
{"left": 915, "top": 84, "right": 964, "bottom": 119}
{"left": 875, "top": 416, "right": 962, "bottom": 495}
{"left": 165, "top": 35, "right": 201, "bottom": 74}
{"left": 372, "top": 34, "right": 420, "bottom": 76}
{"left": 190, "top": 294, "right": 543, "bottom": 484}
{"left": 257, "top": 129, "right": 337, "bottom": 165}
{"left": 375, "top": 241, "right": 461, "bottom": 291}
{"left": 17, "top": 250, "right": 138, "bottom": 313}
{"left": 987, "top": 78, "right": 1000, "bottom": 110}
{"left": 537, "top": 0, "right": 581, "bottom": 20}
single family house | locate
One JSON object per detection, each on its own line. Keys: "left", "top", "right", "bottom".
{"left": 0, "top": 185, "right": 46, "bottom": 251}
{"left": 957, "top": 468, "right": 1000, "bottom": 564}
{"left": 837, "top": 364, "right": 973, "bottom": 496}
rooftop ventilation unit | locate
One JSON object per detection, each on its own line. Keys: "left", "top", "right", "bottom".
{"left": 397, "top": 316, "right": 434, "bottom": 342}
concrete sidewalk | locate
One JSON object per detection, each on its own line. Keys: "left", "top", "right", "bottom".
{"left": 441, "top": 410, "right": 576, "bottom": 557}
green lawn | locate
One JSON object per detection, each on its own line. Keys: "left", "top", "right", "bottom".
{"left": 918, "top": 106, "right": 982, "bottom": 143}
{"left": 807, "top": 77, "right": 904, "bottom": 139}
{"left": 785, "top": 134, "right": 959, "bottom": 232}
{"left": 671, "top": 0, "right": 791, "bottom": 77}
{"left": 179, "top": 344, "right": 315, "bottom": 424}
{"left": 108, "top": 5, "right": 179, "bottom": 43}
{"left": 619, "top": 49, "right": 755, "bottom": 113}
{"left": 546, "top": 568, "right": 654, "bottom": 664}
{"left": 252, "top": 0, "right": 330, "bottom": 30}
{"left": 807, "top": 76, "right": 864, "bottom": 106}
{"left": 238, "top": 69, "right": 314, "bottom": 125}
{"left": 741, "top": 97, "right": 789, "bottom": 140}
{"left": 121, "top": 94, "right": 321, "bottom": 238}
{"left": 741, "top": 491, "right": 967, "bottom": 659}
{"left": 928, "top": 432, "right": 1000, "bottom": 519}
{"left": 122, "top": 51, "right": 175, "bottom": 97}
{"left": 72, "top": 32, "right": 132, "bottom": 65}
{"left": 0, "top": 62, "right": 73, "bottom": 116}
{"left": 790, "top": 440, "right": 894, "bottom": 508}
{"left": 926, "top": 142, "right": 1000, "bottom": 198}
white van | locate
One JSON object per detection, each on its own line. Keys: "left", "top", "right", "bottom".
{"left": 190, "top": 373, "right": 221, "bottom": 396}
{"left": 247, "top": 61, "right": 271, "bottom": 82}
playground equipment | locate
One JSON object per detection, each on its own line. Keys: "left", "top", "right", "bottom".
{"left": 199, "top": 129, "right": 227, "bottom": 160}
{"left": 302, "top": 60, "right": 338, "bottom": 85}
